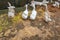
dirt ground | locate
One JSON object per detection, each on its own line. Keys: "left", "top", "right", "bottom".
{"left": 0, "top": 4, "right": 60, "bottom": 40}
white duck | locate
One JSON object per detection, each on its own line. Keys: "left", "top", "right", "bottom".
{"left": 22, "top": 4, "right": 28, "bottom": 19}
{"left": 30, "top": 0, "right": 49, "bottom": 7}
{"left": 53, "top": 3, "right": 56, "bottom": 7}
{"left": 53, "top": 1, "right": 60, "bottom": 8}
{"left": 55, "top": 1, "right": 60, "bottom": 8}
{"left": 30, "top": 3, "right": 37, "bottom": 20}
{"left": 42, "top": 0, "right": 49, "bottom": 4}
{"left": 44, "top": 4, "right": 52, "bottom": 22}
{"left": 8, "top": 2, "right": 15, "bottom": 17}
{"left": 30, "top": 0, "right": 43, "bottom": 6}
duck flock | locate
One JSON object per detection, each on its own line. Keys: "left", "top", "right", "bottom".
{"left": 8, "top": 0, "right": 60, "bottom": 22}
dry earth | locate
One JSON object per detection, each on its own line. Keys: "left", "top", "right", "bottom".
{"left": 0, "top": 4, "right": 60, "bottom": 40}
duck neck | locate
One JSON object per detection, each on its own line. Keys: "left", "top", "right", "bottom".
{"left": 26, "top": 6, "right": 28, "bottom": 10}
{"left": 45, "top": 4, "right": 48, "bottom": 12}
{"left": 33, "top": 4, "right": 35, "bottom": 10}
{"left": 33, "top": 6, "right": 35, "bottom": 11}
{"left": 34, "top": 6, "right": 35, "bottom": 10}
{"left": 8, "top": 2, "right": 11, "bottom": 7}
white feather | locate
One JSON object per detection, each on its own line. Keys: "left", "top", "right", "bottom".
{"left": 30, "top": 9, "right": 37, "bottom": 20}
{"left": 53, "top": 1, "right": 60, "bottom": 8}
{"left": 8, "top": 2, "right": 15, "bottom": 18}
{"left": 30, "top": 3, "right": 37, "bottom": 20}
{"left": 42, "top": 0, "right": 49, "bottom": 4}
{"left": 44, "top": 4, "right": 52, "bottom": 22}
{"left": 55, "top": 1, "right": 60, "bottom": 8}
{"left": 30, "top": 0, "right": 49, "bottom": 7}
{"left": 44, "top": 11, "right": 52, "bottom": 22}
{"left": 8, "top": 2, "right": 11, "bottom": 7}
{"left": 53, "top": 4, "right": 56, "bottom": 7}
{"left": 8, "top": 12, "right": 14, "bottom": 17}
{"left": 22, "top": 4, "right": 28, "bottom": 19}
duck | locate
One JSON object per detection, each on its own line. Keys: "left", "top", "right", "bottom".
{"left": 8, "top": 2, "right": 15, "bottom": 18}
{"left": 53, "top": 1, "right": 60, "bottom": 8}
{"left": 30, "top": 0, "right": 49, "bottom": 7}
{"left": 55, "top": 1, "right": 60, "bottom": 8}
{"left": 42, "top": 0, "right": 49, "bottom": 4}
{"left": 53, "top": 3, "right": 56, "bottom": 7}
{"left": 44, "top": 4, "right": 52, "bottom": 22}
{"left": 22, "top": 4, "right": 28, "bottom": 19}
{"left": 30, "top": 0, "right": 43, "bottom": 6}
{"left": 30, "top": 3, "right": 37, "bottom": 20}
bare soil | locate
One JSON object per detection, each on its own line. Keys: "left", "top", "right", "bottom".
{"left": 0, "top": 4, "right": 60, "bottom": 40}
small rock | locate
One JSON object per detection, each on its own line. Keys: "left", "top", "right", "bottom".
{"left": 0, "top": 32, "right": 3, "bottom": 37}
{"left": 39, "top": 23, "right": 42, "bottom": 26}
{"left": 53, "top": 19, "right": 55, "bottom": 23}
{"left": 56, "top": 25, "right": 60, "bottom": 28}
{"left": 4, "top": 29, "right": 11, "bottom": 36}
{"left": 48, "top": 22, "right": 53, "bottom": 25}
{"left": 11, "top": 29, "right": 17, "bottom": 36}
